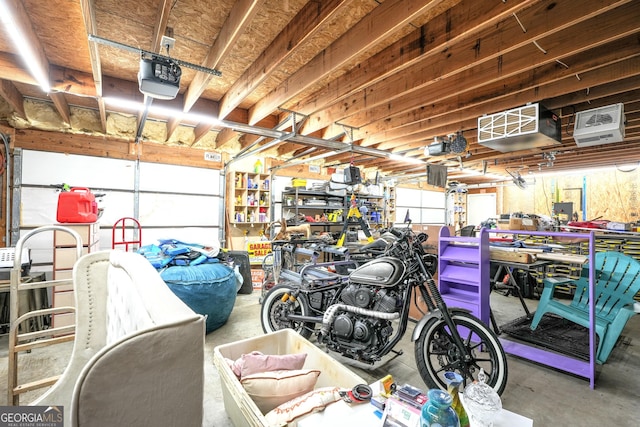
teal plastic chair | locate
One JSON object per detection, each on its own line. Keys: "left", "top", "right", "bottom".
{"left": 530, "top": 251, "right": 640, "bottom": 364}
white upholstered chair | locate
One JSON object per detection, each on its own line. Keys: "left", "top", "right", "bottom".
{"left": 32, "top": 250, "right": 206, "bottom": 427}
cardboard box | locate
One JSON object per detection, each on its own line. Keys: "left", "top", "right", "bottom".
{"left": 213, "top": 329, "right": 366, "bottom": 427}
{"left": 496, "top": 220, "right": 510, "bottom": 230}
{"left": 606, "top": 222, "right": 630, "bottom": 231}
{"left": 508, "top": 217, "right": 538, "bottom": 231}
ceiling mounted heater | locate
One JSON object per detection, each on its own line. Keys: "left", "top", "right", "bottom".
{"left": 573, "top": 103, "right": 625, "bottom": 147}
{"left": 477, "top": 103, "right": 561, "bottom": 153}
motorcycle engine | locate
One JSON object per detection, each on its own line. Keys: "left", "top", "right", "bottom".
{"left": 325, "top": 284, "right": 401, "bottom": 363}
{"left": 340, "top": 284, "right": 399, "bottom": 313}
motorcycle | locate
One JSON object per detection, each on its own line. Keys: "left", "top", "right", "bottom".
{"left": 260, "top": 226, "right": 508, "bottom": 394}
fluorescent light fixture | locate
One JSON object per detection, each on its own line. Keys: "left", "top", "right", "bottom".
{"left": 531, "top": 164, "right": 634, "bottom": 178}
{"left": 0, "top": 0, "right": 50, "bottom": 92}
{"left": 103, "top": 97, "right": 146, "bottom": 112}
{"left": 389, "top": 153, "right": 425, "bottom": 164}
{"left": 452, "top": 168, "right": 506, "bottom": 180}
{"left": 103, "top": 97, "right": 221, "bottom": 126}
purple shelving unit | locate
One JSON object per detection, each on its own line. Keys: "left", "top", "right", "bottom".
{"left": 438, "top": 227, "right": 490, "bottom": 325}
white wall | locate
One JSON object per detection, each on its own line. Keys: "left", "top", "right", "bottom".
{"left": 18, "top": 150, "right": 222, "bottom": 269}
{"left": 467, "top": 193, "right": 497, "bottom": 227}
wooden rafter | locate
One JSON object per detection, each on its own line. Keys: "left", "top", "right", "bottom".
{"left": 2, "top": 0, "right": 49, "bottom": 85}
{"left": 296, "top": 0, "right": 541, "bottom": 135}
{"left": 80, "top": 0, "right": 106, "bottom": 133}
{"left": 182, "top": 0, "right": 264, "bottom": 113}
{"left": 48, "top": 92, "right": 70, "bottom": 124}
{"left": 167, "top": 0, "right": 263, "bottom": 143}
{"left": 0, "top": 79, "right": 25, "bottom": 119}
{"left": 1, "top": 0, "right": 639, "bottom": 184}
{"left": 328, "top": 0, "right": 635, "bottom": 145}
{"left": 217, "top": 0, "right": 349, "bottom": 120}
{"left": 248, "top": 0, "right": 461, "bottom": 125}
{"left": 374, "top": 45, "right": 640, "bottom": 152}
{"left": 151, "top": 0, "right": 173, "bottom": 53}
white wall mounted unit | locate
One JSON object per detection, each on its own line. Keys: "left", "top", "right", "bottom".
{"left": 573, "top": 103, "right": 625, "bottom": 147}
{"left": 477, "top": 103, "right": 561, "bottom": 152}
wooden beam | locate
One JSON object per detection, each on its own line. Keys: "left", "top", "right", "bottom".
{"left": 0, "top": 79, "right": 26, "bottom": 118}
{"left": 359, "top": 6, "right": 640, "bottom": 147}
{"left": 217, "top": 0, "right": 349, "bottom": 120}
{"left": 151, "top": 0, "right": 175, "bottom": 141}
{"left": 96, "top": 97, "right": 107, "bottom": 134}
{"left": 295, "top": 0, "right": 540, "bottom": 134}
{"left": 193, "top": 123, "right": 213, "bottom": 145}
{"left": 165, "top": 116, "right": 181, "bottom": 142}
{"left": 342, "top": 0, "right": 636, "bottom": 144}
{"left": 80, "top": 0, "right": 107, "bottom": 133}
{"left": 10, "top": 128, "right": 223, "bottom": 169}
{"left": 183, "top": 0, "right": 264, "bottom": 112}
{"left": 1, "top": 0, "right": 50, "bottom": 89}
{"left": 237, "top": 133, "right": 262, "bottom": 150}
{"left": 248, "top": 0, "right": 460, "bottom": 125}
{"left": 546, "top": 78, "right": 640, "bottom": 111}
{"left": 0, "top": 56, "right": 97, "bottom": 98}
{"left": 373, "top": 42, "right": 640, "bottom": 151}
{"left": 0, "top": 52, "right": 34, "bottom": 84}
{"left": 151, "top": 0, "right": 173, "bottom": 53}
{"left": 48, "top": 92, "right": 71, "bottom": 124}
{"left": 215, "top": 127, "right": 238, "bottom": 148}
{"left": 50, "top": 65, "right": 97, "bottom": 98}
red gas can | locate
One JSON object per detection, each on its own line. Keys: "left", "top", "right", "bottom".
{"left": 56, "top": 187, "right": 98, "bottom": 223}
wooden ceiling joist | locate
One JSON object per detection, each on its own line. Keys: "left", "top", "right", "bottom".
{"left": 0, "top": 79, "right": 26, "bottom": 119}
{"left": 1, "top": 0, "right": 638, "bottom": 184}
{"left": 247, "top": 0, "right": 461, "bottom": 126}
{"left": 80, "top": 0, "right": 106, "bottom": 133}
{"left": 218, "top": 0, "right": 350, "bottom": 121}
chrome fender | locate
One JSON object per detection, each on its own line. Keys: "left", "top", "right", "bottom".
{"left": 411, "top": 307, "right": 472, "bottom": 342}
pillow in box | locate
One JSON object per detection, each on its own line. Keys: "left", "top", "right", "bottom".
{"left": 229, "top": 351, "right": 308, "bottom": 379}
{"left": 240, "top": 369, "right": 321, "bottom": 414}
{"left": 160, "top": 260, "right": 236, "bottom": 333}
{"left": 264, "top": 386, "right": 342, "bottom": 427}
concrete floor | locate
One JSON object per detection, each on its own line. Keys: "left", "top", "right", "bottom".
{"left": 1, "top": 291, "right": 639, "bottom": 426}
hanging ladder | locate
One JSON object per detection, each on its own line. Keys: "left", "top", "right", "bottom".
{"left": 7, "top": 225, "right": 82, "bottom": 406}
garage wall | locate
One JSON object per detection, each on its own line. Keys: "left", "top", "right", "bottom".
{"left": 17, "top": 149, "right": 222, "bottom": 272}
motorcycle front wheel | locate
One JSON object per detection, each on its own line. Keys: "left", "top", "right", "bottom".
{"left": 414, "top": 311, "right": 508, "bottom": 395}
{"left": 260, "top": 284, "right": 315, "bottom": 339}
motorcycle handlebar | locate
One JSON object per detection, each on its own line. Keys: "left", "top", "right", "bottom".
{"left": 321, "top": 245, "right": 350, "bottom": 256}
{"left": 388, "top": 227, "right": 406, "bottom": 238}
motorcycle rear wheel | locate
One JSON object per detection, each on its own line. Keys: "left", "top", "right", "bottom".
{"left": 260, "top": 284, "right": 315, "bottom": 339}
{"left": 414, "top": 311, "right": 508, "bottom": 395}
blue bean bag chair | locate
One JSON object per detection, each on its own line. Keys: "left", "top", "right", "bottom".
{"left": 160, "top": 260, "right": 236, "bottom": 334}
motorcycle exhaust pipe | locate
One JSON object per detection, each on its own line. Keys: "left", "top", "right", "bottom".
{"left": 286, "top": 314, "right": 324, "bottom": 323}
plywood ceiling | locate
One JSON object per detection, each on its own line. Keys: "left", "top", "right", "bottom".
{"left": 0, "top": 0, "right": 638, "bottom": 185}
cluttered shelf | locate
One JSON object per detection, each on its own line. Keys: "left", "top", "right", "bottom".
{"left": 282, "top": 186, "right": 387, "bottom": 227}
{"left": 228, "top": 171, "right": 271, "bottom": 224}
